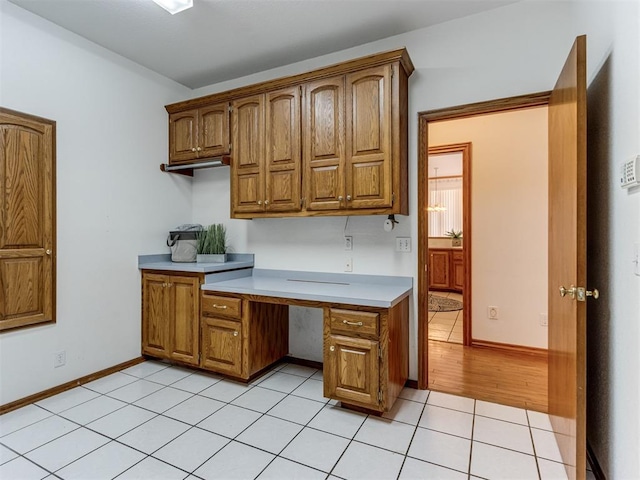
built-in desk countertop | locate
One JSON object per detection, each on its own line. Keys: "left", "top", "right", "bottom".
{"left": 201, "top": 269, "right": 413, "bottom": 308}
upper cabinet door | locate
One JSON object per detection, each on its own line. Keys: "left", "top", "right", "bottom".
{"left": 345, "top": 65, "right": 393, "bottom": 209}
{"left": 303, "top": 77, "right": 345, "bottom": 211}
{"left": 265, "top": 87, "right": 301, "bottom": 212}
{"left": 169, "top": 110, "right": 198, "bottom": 164}
{"left": 0, "top": 109, "right": 55, "bottom": 332}
{"left": 232, "top": 95, "right": 265, "bottom": 214}
{"left": 199, "top": 103, "right": 230, "bottom": 158}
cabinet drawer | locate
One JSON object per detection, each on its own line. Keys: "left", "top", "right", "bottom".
{"left": 330, "top": 309, "right": 379, "bottom": 337}
{"left": 452, "top": 251, "right": 463, "bottom": 261}
{"left": 201, "top": 293, "right": 242, "bottom": 319}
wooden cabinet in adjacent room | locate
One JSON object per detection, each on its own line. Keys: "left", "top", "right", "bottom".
{"left": 141, "top": 272, "right": 200, "bottom": 365}
{"left": 428, "top": 248, "right": 464, "bottom": 292}
{"left": 169, "top": 102, "right": 230, "bottom": 164}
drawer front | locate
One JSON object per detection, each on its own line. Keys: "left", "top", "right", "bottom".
{"left": 452, "top": 251, "right": 463, "bottom": 262}
{"left": 330, "top": 309, "right": 379, "bottom": 337}
{"left": 201, "top": 293, "right": 242, "bottom": 319}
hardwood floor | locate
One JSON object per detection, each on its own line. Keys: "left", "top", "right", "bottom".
{"left": 427, "top": 340, "right": 548, "bottom": 412}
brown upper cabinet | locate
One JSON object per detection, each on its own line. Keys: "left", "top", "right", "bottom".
{"left": 165, "top": 48, "right": 413, "bottom": 218}
{"left": 169, "top": 102, "right": 230, "bottom": 164}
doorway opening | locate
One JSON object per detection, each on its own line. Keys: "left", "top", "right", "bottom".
{"left": 418, "top": 92, "right": 551, "bottom": 411}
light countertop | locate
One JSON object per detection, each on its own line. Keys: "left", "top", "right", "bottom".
{"left": 138, "top": 253, "right": 254, "bottom": 274}
{"left": 201, "top": 269, "right": 413, "bottom": 308}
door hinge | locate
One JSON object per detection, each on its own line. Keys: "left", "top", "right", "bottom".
{"left": 391, "top": 193, "right": 395, "bottom": 205}
{"left": 300, "top": 198, "right": 305, "bottom": 207}
{"left": 378, "top": 390, "right": 383, "bottom": 403}
{"left": 228, "top": 105, "right": 233, "bottom": 113}
{"left": 378, "top": 346, "right": 383, "bottom": 359}
{"left": 391, "top": 65, "right": 394, "bottom": 79}
{"left": 229, "top": 143, "right": 232, "bottom": 152}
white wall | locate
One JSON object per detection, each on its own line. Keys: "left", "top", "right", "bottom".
{"left": 429, "top": 107, "right": 549, "bottom": 349}
{"left": 0, "top": 1, "right": 191, "bottom": 405}
{"left": 192, "top": 0, "right": 577, "bottom": 373}
{"left": 572, "top": 1, "right": 640, "bottom": 477}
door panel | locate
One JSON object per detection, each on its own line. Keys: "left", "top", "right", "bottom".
{"left": 142, "top": 274, "right": 171, "bottom": 358}
{"left": 201, "top": 317, "right": 243, "bottom": 376}
{"left": 265, "top": 87, "right": 301, "bottom": 212}
{"left": 325, "top": 335, "right": 379, "bottom": 407}
{"left": 199, "top": 103, "right": 230, "bottom": 157}
{"left": 169, "top": 111, "right": 197, "bottom": 163}
{"left": 345, "top": 65, "right": 392, "bottom": 209}
{"left": 171, "top": 276, "right": 199, "bottom": 365}
{"left": 429, "top": 250, "right": 450, "bottom": 290}
{"left": 304, "top": 78, "right": 345, "bottom": 210}
{"left": 548, "top": 35, "right": 587, "bottom": 480}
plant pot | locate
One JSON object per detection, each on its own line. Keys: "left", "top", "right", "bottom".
{"left": 451, "top": 238, "right": 462, "bottom": 247}
{"left": 197, "top": 253, "right": 227, "bottom": 263}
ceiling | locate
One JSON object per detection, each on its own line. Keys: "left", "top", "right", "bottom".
{"left": 9, "top": 0, "right": 519, "bottom": 89}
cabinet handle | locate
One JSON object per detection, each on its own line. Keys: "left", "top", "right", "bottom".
{"left": 212, "top": 304, "right": 227, "bottom": 309}
{"left": 233, "top": 331, "right": 239, "bottom": 337}
{"left": 342, "top": 320, "right": 363, "bottom": 327}
{"left": 346, "top": 194, "right": 352, "bottom": 201}
{"left": 330, "top": 345, "right": 335, "bottom": 352}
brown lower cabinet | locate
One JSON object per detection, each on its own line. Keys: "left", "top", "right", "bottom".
{"left": 141, "top": 272, "right": 408, "bottom": 412}
{"left": 428, "top": 248, "right": 464, "bottom": 292}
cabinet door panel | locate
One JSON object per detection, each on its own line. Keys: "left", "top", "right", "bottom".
{"left": 232, "top": 96, "right": 264, "bottom": 214}
{"left": 169, "top": 111, "right": 198, "bottom": 164}
{"left": 201, "top": 317, "right": 243, "bottom": 376}
{"left": 265, "top": 87, "right": 301, "bottom": 212}
{"left": 325, "top": 335, "right": 379, "bottom": 408}
{"left": 304, "top": 78, "right": 345, "bottom": 211}
{"left": 142, "top": 274, "right": 171, "bottom": 358}
{"left": 171, "top": 276, "right": 200, "bottom": 365}
{"left": 429, "top": 250, "right": 450, "bottom": 290}
{"left": 199, "top": 103, "right": 230, "bottom": 157}
{"left": 346, "top": 65, "right": 392, "bottom": 209}
{"left": 452, "top": 251, "right": 464, "bottom": 292}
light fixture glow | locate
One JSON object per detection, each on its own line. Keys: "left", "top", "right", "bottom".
{"left": 427, "top": 167, "right": 447, "bottom": 212}
{"left": 153, "top": 0, "right": 193, "bottom": 15}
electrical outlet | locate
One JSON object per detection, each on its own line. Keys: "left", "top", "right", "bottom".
{"left": 54, "top": 350, "right": 66, "bottom": 368}
{"left": 396, "top": 237, "right": 411, "bottom": 252}
{"left": 344, "top": 236, "right": 353, "bottom": 251}
{"left": 344, "top": 257, "right": 353, "bottom": 272}
{"left": 487, "top": 306, "right": 499, "bottom": 320}
{"left": 539, "top": 313, "right": 548, "bottom": 327}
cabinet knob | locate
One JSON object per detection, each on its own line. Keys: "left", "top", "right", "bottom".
{"left": 346, "top": 195, "right": 352, "bottom": 201}
{"left": 197, "top": 147, "right": 202, "bottom": 152}
{"left": 257, "top": 200, "right": 263, "bottom": 205}
{"left": 338, "top": 196, "right": 343, "bottom": 201}
{"left": 264, "top": 200, "right": 269, "bottom": 205}
{"left": 329, "top": 345, "right": 335, "bottom": 352}
{"left": 233, "top": 331, "right": 239, "bottom": 337}
{"left": 191, "top": 147, "right": 196, "bottom": 152}
{"left": 45, "top": 249, "right": 52, "bottom": 255}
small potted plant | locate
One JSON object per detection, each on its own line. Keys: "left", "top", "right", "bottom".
{"left": 445, "top": 229, "right": 463, "bottom": 247}
{"left": 196, "top": 224, "right": 228, "bottom": 263}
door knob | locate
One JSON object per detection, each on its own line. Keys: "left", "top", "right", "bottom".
{"left": 45, "top": 249, "right": 52, "bottom": 255}
{"left": 559, "top": 285, "right": 576, "bottom": 299}
{"left": 329, "top": 345, "right": 335, "bottom": 352}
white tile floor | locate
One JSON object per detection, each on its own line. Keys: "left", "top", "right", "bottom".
{"left": 428, "top": 291, "right": 463, "bottom": 344}
{"left": 0, "top": 360, "right": 595, "bottom": 480}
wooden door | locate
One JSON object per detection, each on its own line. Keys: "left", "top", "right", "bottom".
{"left": 199, "top": 103, "right": 230, "bottom": 158}
{"left": 170, "top": 275, "right": 200, "bottom": 365}
{"left": 169, "top": 110, "right": 198, "bottom": 164}
{"left": 231, "top": 95, "right": 265, "bottom": 214}
{"left": 345, "top": 65, "right": 392, "bottom": 209}
{"left": 303, "top": 77, "right": 345, "bottom": 211}
{"left": 429, "top": 250, "right": 450, "bottom": 290}
{"left": 0, "top": 109, "right": 55, "bottom": 332}
{"left": 265, "top": 87, "right": 301, "bottom": 212}
{"left": 201, "top": 317, "right": 243, "bottom": 376}
{"left": 548, "top": 36, "right": 588, "bottom": 480}
{"left": 324, "top": 334, "right": 379, "bottom": 408}
{"left": 142, "top": 273, "right": 171, "bottom": 358}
